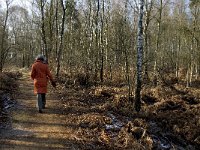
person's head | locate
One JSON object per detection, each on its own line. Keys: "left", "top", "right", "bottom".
{"left": 35, "top": 54, "right": 45, "bottom": 61}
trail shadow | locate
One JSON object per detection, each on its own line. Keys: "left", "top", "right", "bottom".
{"left": 12, "top": 119, "right": 66, "bottom": 127}
{"left": 0, "top": 129, "right": 104, "bottom": 150}
{"left": 43, "top": 107, "right": 65, "bottom": 115}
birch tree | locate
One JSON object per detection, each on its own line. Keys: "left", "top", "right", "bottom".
{"left": 135, "top": 0, "right": 144, "bottom": 112}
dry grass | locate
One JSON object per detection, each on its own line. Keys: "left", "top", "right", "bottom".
{"left": 58, "top": 72, "right": 199, "bottom": 149}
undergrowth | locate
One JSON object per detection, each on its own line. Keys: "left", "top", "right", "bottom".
{"left": 57, "top": 70, "right": 200, "bottom": 149}
{"left": 0, "top": 71, "right": 22, "bottom": 127}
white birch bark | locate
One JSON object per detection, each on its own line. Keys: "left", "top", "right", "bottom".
{"left": 135, "top": 0, "right": 144, "bottom": 112}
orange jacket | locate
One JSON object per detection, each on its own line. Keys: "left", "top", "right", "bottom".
{"left": 31, "top": 60, "right": 53, "bottom": 94}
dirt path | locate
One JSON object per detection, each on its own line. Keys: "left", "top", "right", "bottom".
{"left": 0, "top": 72, "right": 77, "bottom": 150}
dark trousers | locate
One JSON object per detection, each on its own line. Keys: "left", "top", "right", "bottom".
{"left": 37, "top": 93, "right": 46, "bottom": 110}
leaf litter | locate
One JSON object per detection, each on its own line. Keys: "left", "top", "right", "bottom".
{"left": 59, "top": 81, "right": 199, "bottom": 149}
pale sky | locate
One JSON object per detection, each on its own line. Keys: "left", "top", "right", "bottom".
{"left": 0, "top": 0, "right": 191, "bottom": 11}
{"left": 0, "top": 0, "right": 31, "bottom": 9}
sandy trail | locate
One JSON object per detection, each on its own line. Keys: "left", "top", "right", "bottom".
{"left": 0, "top": 72, "right": 76, "bottom": 150}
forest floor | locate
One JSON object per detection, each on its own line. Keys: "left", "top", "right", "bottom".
{"left": 0, "top": 70, "right": 200, "bottom": 149}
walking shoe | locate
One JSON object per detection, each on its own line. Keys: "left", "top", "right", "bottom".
{"left": 39, "top": 110, "right": 42, "bottom": 113}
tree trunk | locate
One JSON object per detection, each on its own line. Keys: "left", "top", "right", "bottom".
{"left": 135, "top": 0, "right": 144, "bottom": 112}
{"left": 143, "top": 0, "right": 153, "bottom": 82}
{"left": 40, "top": 0, "right": 48, "bottom": 60}
{"left": 48, "top": 0, "right": 55, "bottom": 59}
{"left": 100, "top": 0, "right": 105, "bottom": 83}
{"left": 176, "top": 37, "right": 181, "bottom": 78}
{"left": 55, "top": 0, "right": 59, "bottom": 61}
{"left": 124, "top": 0, "right": 131, "bottom": 100}
{"left": 94, "top": 0, "right": 100, "bottom": 81}
{"left": 154, "top": 0, "right": 163, "bottom": 86}
{"left": 56, "top": 0, "right": 67, "bottom": 78}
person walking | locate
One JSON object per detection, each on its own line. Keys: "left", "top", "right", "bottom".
{"left": 31, "top": 55, "right": 56, "bottom": 113}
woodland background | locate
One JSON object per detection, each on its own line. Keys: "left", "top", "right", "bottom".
{"left": 0, "top": 0, "right": 199, "bottom": 86}
{"left": 0, "top": 0, "right": 200, "bottom": 149}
